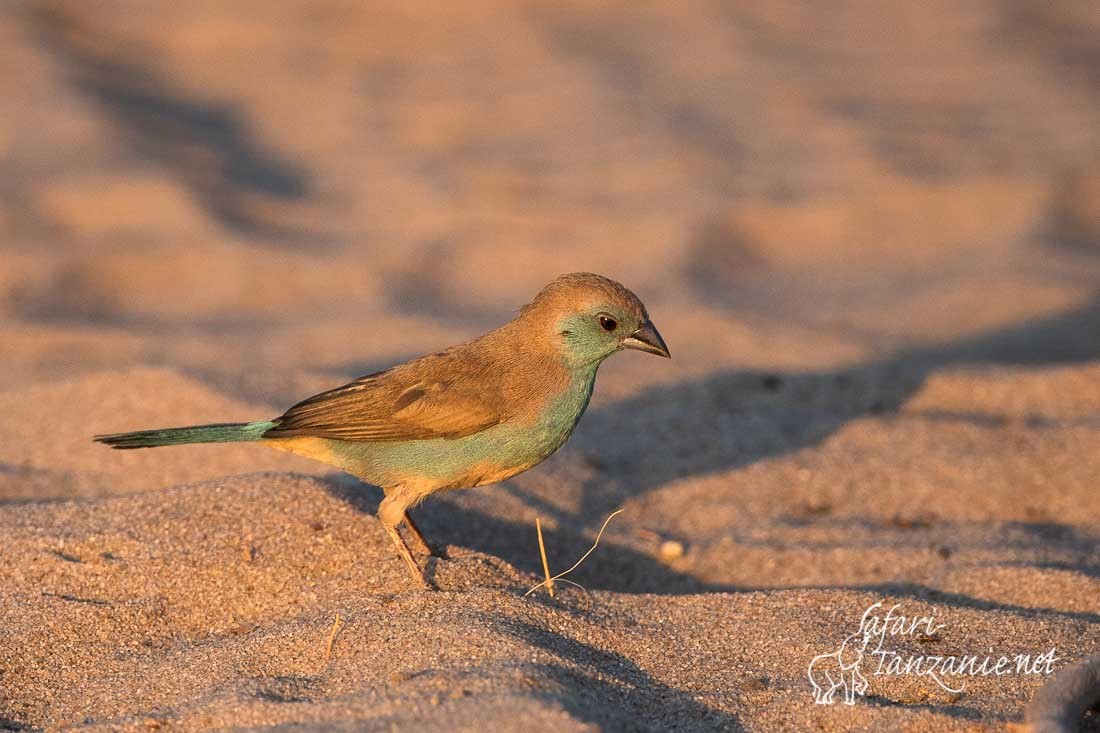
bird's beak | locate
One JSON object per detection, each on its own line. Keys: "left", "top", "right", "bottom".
{"left": 622, "top": 320, "right": 670, "bottom": 358}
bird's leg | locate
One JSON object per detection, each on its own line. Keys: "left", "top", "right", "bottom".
{"left": 402, "top": 510, "right": 433, "bottom": 556}
{"left": 379, "top": 494, "right": 429, "bottom": 590}
{"left": 385, "top": 524, "right": 429, "bottom": 590}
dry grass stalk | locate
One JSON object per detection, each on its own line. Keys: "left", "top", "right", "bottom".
{"left": 525, "top": 509, "right": 624, "bottom": 598}
{"left": 323, "top": 613, "right": 343, "bottom": 668}
{"left": 536, "top": 517, "right": 554, "bottom": 597}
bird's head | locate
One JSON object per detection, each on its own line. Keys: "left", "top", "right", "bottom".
{"left": 521, "top": 272, "right": 670, "bottom": 369}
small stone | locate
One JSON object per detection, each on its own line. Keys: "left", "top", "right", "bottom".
{"left": 741, "top": 676, "right": 769, "bottom": 692}
{"left": 659, "top": 540, "right": 685, "bottom": 560}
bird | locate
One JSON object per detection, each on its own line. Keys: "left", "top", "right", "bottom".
{"left": 95, "top": 272, "right": 670, "bottom": 589}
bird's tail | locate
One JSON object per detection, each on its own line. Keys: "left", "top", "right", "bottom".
{"left": 94, "top": 421, "right": 276, "bottom": 450}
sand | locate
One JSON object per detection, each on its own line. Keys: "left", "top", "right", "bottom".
{"left": 2, "top": 0, "right": 1099, "bottom": 730}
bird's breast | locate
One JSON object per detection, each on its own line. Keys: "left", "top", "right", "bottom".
{"left": 432, "top": 364, "right": 599, "bottom": 490}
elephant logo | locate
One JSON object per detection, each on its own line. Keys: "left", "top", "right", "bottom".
{"left": 807, "top": 630, "right": 871, "bottom": 705}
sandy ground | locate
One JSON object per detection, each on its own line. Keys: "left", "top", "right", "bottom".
{"left": 2, "top": 0, "right": 1100, "bottom": 730}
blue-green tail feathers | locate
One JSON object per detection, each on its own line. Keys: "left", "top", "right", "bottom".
{"left": 94, "top": 421, "right": 276, "bottom": 450}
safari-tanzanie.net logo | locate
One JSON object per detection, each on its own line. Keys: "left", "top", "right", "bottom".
{"left": 807, "top": 601, "right": 1059, "bottom": 705}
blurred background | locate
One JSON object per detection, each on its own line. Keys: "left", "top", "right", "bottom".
{"left": 2, "top": 0, "right": 1099, "bottom": 509}
{"left": 6, "top": 5, "right": 1100, "bottom": 726}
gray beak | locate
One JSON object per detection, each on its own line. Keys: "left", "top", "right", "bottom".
{"left": 622, "top": 320, "right": 670, "bottom": 358}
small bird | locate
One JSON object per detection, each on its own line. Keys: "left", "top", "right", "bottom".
{"left": 95, "top": 273, "right": 669, "bottom": 588}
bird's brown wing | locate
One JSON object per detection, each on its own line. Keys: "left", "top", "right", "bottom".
{"left": 263, "top": 352, "right": 506, "bottom": 442}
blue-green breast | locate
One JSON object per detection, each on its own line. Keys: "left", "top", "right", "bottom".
{"left": 320, "top": 362, "right": 599, "bottom": 492}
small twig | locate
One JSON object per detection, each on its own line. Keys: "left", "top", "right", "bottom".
{"left": 536, "top": 517, "right": 554, "bottom": 598}
{"left": 41, "top": 591, "right": 110, "bottom": 606}
{"left": 525, "top": 509, "right": 624, "bottom": 598}
{"left": 323, "top": 613, "right": 343, "bottom": 667}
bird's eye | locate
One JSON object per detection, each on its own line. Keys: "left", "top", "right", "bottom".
{"left": 598, "top": 315, "right": 618, "bottom": 332}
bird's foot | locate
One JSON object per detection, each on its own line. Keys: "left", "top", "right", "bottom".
{"left": 384, "top": 523, "right": 432, "bottom": 591}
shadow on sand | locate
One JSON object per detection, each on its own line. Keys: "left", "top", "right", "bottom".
{"left": 31, "top": 4, "right": 328, "bottom": 246}
{"left": 322, "top": 292, "right": 1100, "bottom": 625}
